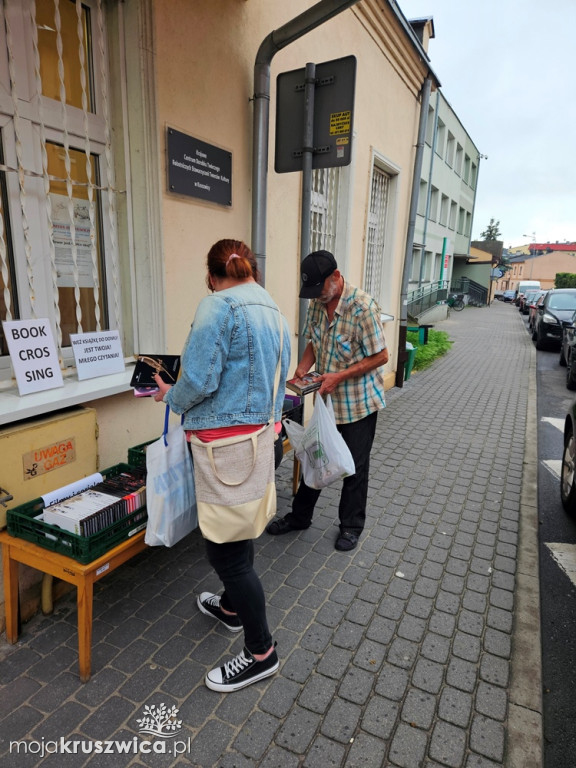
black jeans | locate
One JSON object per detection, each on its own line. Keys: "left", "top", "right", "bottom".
{"left": 204, "top": 538, "right": 272, "bottom": 655}
{"left": 287, "top": 410, "right": 378, "bottom": 535}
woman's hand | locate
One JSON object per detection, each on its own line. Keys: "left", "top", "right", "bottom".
{"left": 153, "top": 373, "right": 172, "bottom": 402}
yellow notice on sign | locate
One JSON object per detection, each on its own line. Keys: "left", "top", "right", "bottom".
{"left": 330, "top": 111, "right": 351, "bottom": 136}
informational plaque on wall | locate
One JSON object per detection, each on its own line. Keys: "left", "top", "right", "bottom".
{"left": 167, "top": 128, "right": 232, "bottom": 207}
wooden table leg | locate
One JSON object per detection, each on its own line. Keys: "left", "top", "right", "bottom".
{"left": 76, "top": 577, "right": 94, "bottom": 682}
{"left": 2, "top": 543, "right": 20, "bottom": 644}
{"left": 292, "top": 456, "right": 300, "bottom": 496}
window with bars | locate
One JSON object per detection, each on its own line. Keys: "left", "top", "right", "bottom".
{"left": 364, "top": 165, "right": 390, "bottom": 301}
{"left": 0, "top": 0, "right": 120, "bottom": 372}
{"left": 310, "top": 167, "right": 340, "bottom": 254}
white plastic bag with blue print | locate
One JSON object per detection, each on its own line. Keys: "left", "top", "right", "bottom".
{"left": 145, "top": 407, "right": 197, "bottom": 547}
{"left": 283, "top": 394, "right": 355, "bottom": 490}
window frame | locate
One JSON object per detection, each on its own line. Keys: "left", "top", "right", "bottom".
{"left": 0, "top": 0, "right": 121, "bottom": 369}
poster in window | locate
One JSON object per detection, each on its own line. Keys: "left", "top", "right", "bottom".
{"left": 50, "top": 193, "right": 96, "bottom": 288}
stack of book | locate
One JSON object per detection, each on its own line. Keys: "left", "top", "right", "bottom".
{"left": 42, "top": 467, "right": 146, "bottom": 536}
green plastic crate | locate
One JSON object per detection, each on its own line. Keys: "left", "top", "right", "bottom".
{"left": 6, "top": 464, "right": 148, "bottom": 564}
{"left": 127, "top": 439, "right": 157, "bottom": 469}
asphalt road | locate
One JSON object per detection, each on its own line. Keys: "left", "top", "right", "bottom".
{"left": 520, "top": 308, "right": 576, "bottom": 766}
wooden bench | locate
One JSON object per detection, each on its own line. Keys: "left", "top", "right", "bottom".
{"left": 0, "top": 529, "right": 147, "bottom": 682}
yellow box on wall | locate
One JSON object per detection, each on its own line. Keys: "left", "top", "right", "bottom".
{"left": 0, "top": 407, "right": 98, "bottom": 528}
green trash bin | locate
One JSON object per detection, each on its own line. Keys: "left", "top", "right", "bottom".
{"left": 404, "top": 341, "right": 417, "bottom": 380}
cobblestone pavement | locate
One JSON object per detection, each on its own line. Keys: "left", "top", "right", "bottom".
{"left": 0, "top": 301, "right": 542, "bottom": 768}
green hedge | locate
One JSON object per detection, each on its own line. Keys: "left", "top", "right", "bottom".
{"left": 555, "top": 273, "right": 576, "bottom": 289}
{"left": 406, "top": 329, "right": 454, "bottom": 371}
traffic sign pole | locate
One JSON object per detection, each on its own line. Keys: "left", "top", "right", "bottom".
{"left": 299, "top": 63, "right": 317, "bottom": 359}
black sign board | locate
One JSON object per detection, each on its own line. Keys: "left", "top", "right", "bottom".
{"left": 275, "top": 55, "right": 356, "bottom": 174}
{"left": 167, "top": 128, "right": 232, "bottom": 206}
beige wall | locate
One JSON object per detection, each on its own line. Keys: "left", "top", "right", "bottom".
{"left": 152, "top": 0, "right": 427, "bottom": 391}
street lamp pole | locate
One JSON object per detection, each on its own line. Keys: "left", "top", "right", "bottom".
{"left": 523, "top": 231, "right": 536, "bottom": 279}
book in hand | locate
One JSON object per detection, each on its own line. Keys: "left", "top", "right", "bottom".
{"left": 130, "top": 354, "right": 181, "bottom": 396}
{"left": 286, "top": 371, "right": 322, "bottom": 396}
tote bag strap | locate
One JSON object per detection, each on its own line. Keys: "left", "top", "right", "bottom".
{"left": 271, "top": 307, "right": 283, "bottom": 421}
{"left": 162, "top": 404, "right": 185, "bottom": 446}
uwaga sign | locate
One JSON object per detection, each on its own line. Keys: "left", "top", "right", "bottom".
{"left": 23, "top": 438, "right": 77, "bottom": 480}
{"left": 167, "top": 128, "right": 232, "bottom": 207}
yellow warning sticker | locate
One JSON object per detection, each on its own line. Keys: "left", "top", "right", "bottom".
{"left": 336, "top": 137, "right": 349, "bottom": 146}
{"left": 330, "top": 111, "right": 351, "bottom": 136}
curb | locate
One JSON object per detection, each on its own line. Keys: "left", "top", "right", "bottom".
{"left": 507, "top": 323, "right": 543, "bottom": 767}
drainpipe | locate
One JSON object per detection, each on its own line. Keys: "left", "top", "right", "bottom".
{"left": 251, "top": 0, "right": 361, "bottom": 284}
{"left": 396, "top": 75, "right": 432, "bottom": 388}
{"left": 418, "top": 88, "right": 440, "bottom": 286}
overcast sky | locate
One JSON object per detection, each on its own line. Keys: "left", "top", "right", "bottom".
{"left": 397, "top": 0, "right": 575, "bottom": 249}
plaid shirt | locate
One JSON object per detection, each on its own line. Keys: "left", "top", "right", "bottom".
{"left": 303, "top": 279, "right": 387, "bottom": 424}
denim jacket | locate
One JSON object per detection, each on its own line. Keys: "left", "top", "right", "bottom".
{"left": 164, "top": 283, "right": 291, "bottom": 430}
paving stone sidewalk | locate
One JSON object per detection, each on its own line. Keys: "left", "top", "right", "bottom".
{"left": 0, "top": 301, "right": 541, "bottom": 768}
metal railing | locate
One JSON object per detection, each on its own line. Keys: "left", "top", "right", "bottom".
{"left": 450, "top": 277, "right": 488, "bottom": 306}
{"left": 408, "top": 277, "right": 488, "bottom": 317}
{"left": 407, "top": 280, "right": 449, "bottom": 316}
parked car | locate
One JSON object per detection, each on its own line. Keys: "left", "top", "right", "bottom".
{"left": 561, "top": 399, "right": 576, "bottom": 512}
{"left": 528, "top": 291, "right": 547, "bottom": 332}
{"left": 519, "top": 289, "right": 541, "bottom": 315}
{"left": 516, "top": 291, "right": 534, "bottom": 315}
{"left": 501, "top": 289, "right": 516, "bottom": 303}
{"left": 532, "top": 289, "right": 576, "bottom": 350}
{"left": 560, "top": 310, "right": 576, "bottom": 389}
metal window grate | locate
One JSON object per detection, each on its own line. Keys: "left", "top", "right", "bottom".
{"left": 1, "top": 0, "right": 119, "bottom": 356}
{"left": 310, "top": 167, "right": 339, "bottom": 253}
{"left": 364, "top": 166, "right": 390, "bottom": 298}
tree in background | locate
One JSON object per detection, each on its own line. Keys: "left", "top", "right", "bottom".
{"left": 480, "top": 218, "right": 502, "bottom": 241}
{"left": 555, "top": 273, "right": 576, "bottom": 288}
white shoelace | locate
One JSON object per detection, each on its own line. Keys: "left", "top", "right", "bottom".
{"left": 205, "top": 595, "right": 220, "bottom": 607}
{"left": 223, "top": 650, "right": 252, "bottom": 679}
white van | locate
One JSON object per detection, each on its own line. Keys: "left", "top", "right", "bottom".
{"left": 517, "top": 280, "right": 541, "bottom": 297}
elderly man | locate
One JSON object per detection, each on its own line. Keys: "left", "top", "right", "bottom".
{"left": 268, "top": 250, "right": 388, "bottom": 551}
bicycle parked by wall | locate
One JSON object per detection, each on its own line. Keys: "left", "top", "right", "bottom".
{"left": 446, "top": 293, "right": 465, "bottom": 315}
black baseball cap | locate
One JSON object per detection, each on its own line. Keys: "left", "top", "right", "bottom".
{"left": 299, "top": 250, "right": 337, "bottom": 299}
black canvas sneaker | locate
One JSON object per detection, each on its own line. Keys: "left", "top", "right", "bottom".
{"left": 205, "top": 644, "right": 279, "bottom": 692}
{"left": 197, "top": 592, "right": 243, "bottom": 632}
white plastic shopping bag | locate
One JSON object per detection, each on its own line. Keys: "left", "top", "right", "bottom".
{"left": 145, "top": 407, "right": 198, "bottom": 546}
{"left": 283, "top": 394, "right": 355, "bottom": 490}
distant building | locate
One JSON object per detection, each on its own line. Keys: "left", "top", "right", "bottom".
{"left": 495, "top": 243, "right": 576, "bottom": 292}
{"left": 410, "top": 90, "right": 481, "bottom": 293}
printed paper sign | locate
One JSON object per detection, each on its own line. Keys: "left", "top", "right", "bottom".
{"left": 3, "top": 318, "right": 63, "bottom": 395}
{"left": 70, "top": 330, "right": 125, "bottom": 380}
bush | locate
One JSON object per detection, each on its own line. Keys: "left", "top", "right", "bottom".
{"left": 406, "top": 329, "right": 454, "bottom": 371}
{"left": 555, "top": 273, "right": 576, "bottom": 289}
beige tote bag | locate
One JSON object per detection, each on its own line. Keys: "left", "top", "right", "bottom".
{"left": 188, "top": 309, "right": 283, "bottom": 543}
{"left": 188, "top": 422, "right": 276, "bottom": 542}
